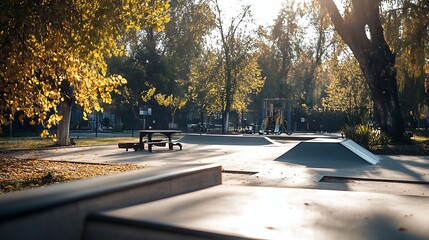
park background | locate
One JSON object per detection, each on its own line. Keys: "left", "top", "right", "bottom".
{"left": 1, "top": 0, "right": 428, "bottom": 146}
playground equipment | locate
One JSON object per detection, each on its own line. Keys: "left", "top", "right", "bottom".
{"left": 259, "top": 98, "right": 292, "bottom": 135}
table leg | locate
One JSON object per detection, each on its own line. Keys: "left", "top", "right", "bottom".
{"left": 148, "top": 133, "right": 153, "bottom": 152}
{"left": 168, "top": 135, "right": 173, "bottom": 150}
{"left": 139, "top": 133, "right": 146, "bottom": 150}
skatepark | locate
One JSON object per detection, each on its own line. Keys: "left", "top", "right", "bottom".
{"left": 1, "top": 133, "right": 428, "bottom": 239}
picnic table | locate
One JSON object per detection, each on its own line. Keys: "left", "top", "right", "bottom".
{"left": 139, "top": 129, "right": 182, "bottom": 152}
{"left": 118, "top": 129, "right": 182, "bottom": 152}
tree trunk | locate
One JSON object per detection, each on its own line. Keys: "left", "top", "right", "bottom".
{"left": 56, "top": 101, "right": 72, "bottom": 146}
{"left": 223, "top": 80, "right": 232, "bottom": 134}
{"left": 320, "top": 0, "right": 405, "bottom": 142}
{"left": 358, "top": 49, "right": 404, "bottom": 141}
{"left": 224, "top": 112, "right": 230, "bottom": 133}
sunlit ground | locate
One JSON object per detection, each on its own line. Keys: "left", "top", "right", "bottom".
{"left": 0, "top": 137, "right": 136, "bottom": 150}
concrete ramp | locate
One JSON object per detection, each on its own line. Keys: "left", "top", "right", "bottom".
{"left": 275, "top": 138, "right": 380, "bottom": 168}
{"left": 179, "top": 134, "right": 274, "bottom": 146}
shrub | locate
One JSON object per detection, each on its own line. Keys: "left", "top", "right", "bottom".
{"left": 112, "top": 122, "right": 123, "bottom": 132}
{"left": 341, "top": 124, "right": 390, "bottom": 150}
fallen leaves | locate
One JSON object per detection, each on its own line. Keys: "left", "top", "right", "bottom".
{"left": 0, "top": 157, "right": 148, "bottom": 193}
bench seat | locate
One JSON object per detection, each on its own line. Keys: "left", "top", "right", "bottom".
{"left": 146, "top": 140, "right": 182, "bottom": 152}
{"left": 118, "top": 142, "right": 144, "bottom": 151}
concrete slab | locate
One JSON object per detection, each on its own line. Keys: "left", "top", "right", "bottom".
{"left": 3, "top": 135, "right": 429, "bottom": 196}
{"left": 3, "top": 133, "right": 429, "bottom": 240}
{"left": 0, "top": 164, "right": 222, "bottom": 240}
{"left": 84, "top": 185, "right": 429, "bottom": 240}
{"left": 179, "top": 134, "right": 276, "bottom": 145}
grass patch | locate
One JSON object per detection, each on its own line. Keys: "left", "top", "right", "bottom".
{"left": 0, "top": 137, "right": 55, "bottom": 150}
{"left": 0, "top": 137, "right": 137, "bottom": 150}
{"left": 72, "top": 137, "right": 137, "bottom": 146}
{"left": 372, "top": 131, "right": 429, "bottom": 155}
{"left": 412, "top": 134, "right": 429, "bottom": 143}
{"left": 1, "top": 135, "right": 182, "bottom": 151}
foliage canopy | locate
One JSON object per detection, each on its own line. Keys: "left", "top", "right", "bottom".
{"left": 0, "top": 0, "right": 170, "bottom": 137}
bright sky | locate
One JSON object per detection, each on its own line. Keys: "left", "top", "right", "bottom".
{"left": 216, "top": 0, "right": 286, "bottom": 27}
{"left": 216, "top": 0, "right": 344, "bottom": 28}
{"left": 243, "top": 0, "right": 286, "bottom": 26}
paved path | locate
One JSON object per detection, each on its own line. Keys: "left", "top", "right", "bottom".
{"left": 4, "top": 133, "right": 429, "bottom": 197}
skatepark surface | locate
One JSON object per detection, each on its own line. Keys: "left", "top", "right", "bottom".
{"left": 3, "top": 133, "right": 429, "bottom": 239}
{"left": 5, "top": 133, "right": 429, "bottom": 197}
{"left": 87, "top": 185, "right": 428, "bottom": 240}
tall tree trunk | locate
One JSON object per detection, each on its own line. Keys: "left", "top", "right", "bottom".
{"left": 224, "top": 68, "right": 232, "bottom": 134}
{"left": 358, "top": 48, "right": 404, "bottom": 141}
{"left": 56, "top": 101, "right": 72, "bottom": 146}
{"left": 320, "top": 0, "right": 405, "bottom": 142}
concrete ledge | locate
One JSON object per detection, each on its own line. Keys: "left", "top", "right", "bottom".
{"left": 0, "top": 164, "right": 222, "bottom": 240}
{"left": 84, "top": 185, "right": 429, "bottom": 240}
{"left": 268, "top": 134, "right": 341, "bottom": 141}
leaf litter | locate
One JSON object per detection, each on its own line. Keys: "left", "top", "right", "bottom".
{"left": 0, "top": 157, "right": 148, "bottom": 193}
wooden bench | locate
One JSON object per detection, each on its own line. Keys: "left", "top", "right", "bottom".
{"left": 146, "top": 139, "right": 182, "bottom": 152}
{"left": 118, "top": 142, "right": 144, "bottom": 151}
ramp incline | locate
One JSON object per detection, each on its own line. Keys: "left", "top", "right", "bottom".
{"left": 276, "top": 138, "right": 380, "bottom": 168}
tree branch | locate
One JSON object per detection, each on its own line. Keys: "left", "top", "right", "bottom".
{"left": 319, "top": 0, "right": 350, "bottom": 44}
{"left": 365, "top": 0, "right": 389, "bottom": 51}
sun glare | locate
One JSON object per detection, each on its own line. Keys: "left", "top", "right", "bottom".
{"left": 216, "top": 0, "right": 286, "bottom": 27}
{"left": 246, "top": 0, "right": 286, "bottom": 26}
{"left": 216, "top": 0, "right": 316, "bottom": 28}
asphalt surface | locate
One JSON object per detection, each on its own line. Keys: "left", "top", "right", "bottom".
{"left": 5, "top": 133, "right": 429, "bottom": 197}
{"left": 4, "top": 133, "right": 429, "bottom": 239}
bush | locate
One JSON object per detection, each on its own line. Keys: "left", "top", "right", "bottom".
{"left": 341, "top": 124, "right": 390, "bottom": 150}
{"left": 112, "top": 122, "right": 123, "bottom": 132}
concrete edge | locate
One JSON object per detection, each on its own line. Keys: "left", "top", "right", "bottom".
{"left": 0, "top": 163, "right": 222, "bottom": 222}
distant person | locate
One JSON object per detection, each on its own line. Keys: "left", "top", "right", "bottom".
{"left": 198, "top": 122, "right": 207, "bottom": 135}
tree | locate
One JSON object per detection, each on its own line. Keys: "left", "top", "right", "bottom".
{"left": 257, "top": 1, "right": 333, "bottom": 109}
{"left": 383, "top": 0, "right": 429, "bottom": 117}
{"left": 320, "top": 0, "right": 405, "bottom": 141}
{"left": 211, "top": 0, "right": 264, "bottom": 132}
{"left": 188, "top": 50, "right": 223, "bottom": 116}
{"left": 158, "top": 0, "right": 215, "bottom": 126}
{"left": 0, "top": 0, "right": 170, "bottom": 145}
{"left": 258, "top": 1, "right": 304, "bottom": 100}
{"left": 189, "top": 48, "right": 264, "bottom": 127}
{"left": 162, "top": 0, "right": 215, "bottom": 80}
{"left": 109, "top": 0, "right": 215, "bottom": 129}
{"left": 154, "top": 92, "right": 188, "bottom": 126}
{"left": 323, "top": 55, "right": 373, "bottom": 123}
{"left": 299, "top": 0, "right": 334, "bottom": 107}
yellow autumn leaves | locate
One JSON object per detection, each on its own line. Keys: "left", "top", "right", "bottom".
{"left": 189, "top": 51, "right": 264, "bottom": 114}
{"left": 322, "top": 56, "right": 373, "bottom": 113}
{"left": 140, "top": 85, "right": 188, "bottom": 124}
{"left": 0, "top": 157, "right": 148, "bottom": 193}
{"left": 155, "top": 93, "right": 188, "bottom": 122}
{"left": 0, "top": 0, "right": 170, "bottom": 137}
